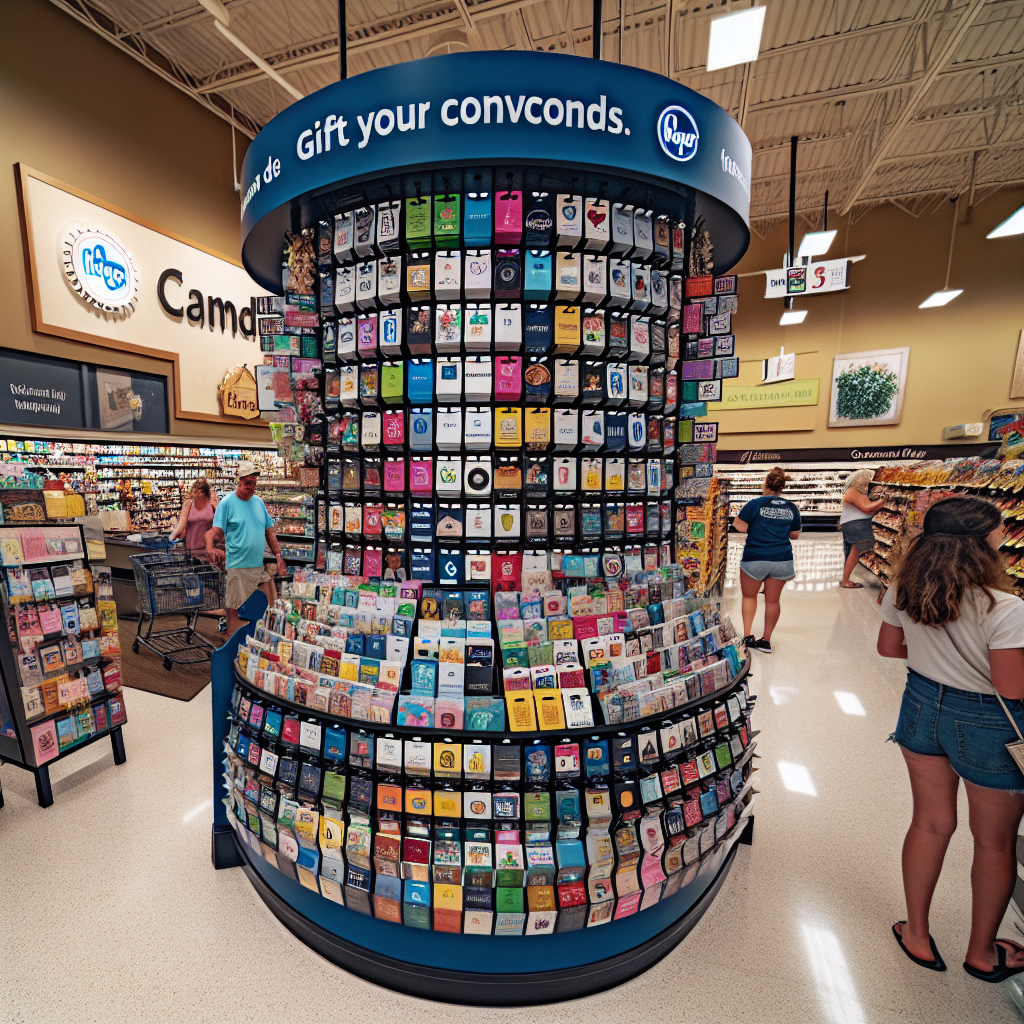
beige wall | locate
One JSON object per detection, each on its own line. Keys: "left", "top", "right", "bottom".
{"left": 711, "top": 185, "right": 1024, "bottom": 449}
{"left": 1, "top": 0, "right": 267, "bottom": 442}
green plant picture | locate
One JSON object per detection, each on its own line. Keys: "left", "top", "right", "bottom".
{"left": 829, "top": 348, "right": 909, "bottom": 427}
{"left": 835, "top": 364, "right": 899, "bottom": 419}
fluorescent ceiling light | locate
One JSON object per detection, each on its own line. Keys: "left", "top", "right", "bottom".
{"left": 833, "top": 691, "right": 866, "bottom": 716}
{"left": 919, "top": 289, "right": 962, "bottom": 308}
{"left": 780, "top": 309, "right": 807, "bottom": 325}
{"left": 987, "top": 205, "right": 1024, "bottom": 238}
{"left": 778, "top": 761, "right": 818, "bottom": 796}
{"left": 798, "top": 229, "right": 837, "bottom": 258}
{"left": 707, "top": 6, "right": 767, "bottom": 71}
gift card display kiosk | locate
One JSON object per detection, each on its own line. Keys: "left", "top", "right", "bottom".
{"left": 216, "top": 49, "right": 755, "bottom": 1004}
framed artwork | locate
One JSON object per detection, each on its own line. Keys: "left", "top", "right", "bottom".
{"left": 828, "top": 347, "right": 909, "bottom": 427}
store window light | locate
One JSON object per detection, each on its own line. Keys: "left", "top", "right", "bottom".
{"left": 797, "top": 229, "right": 837, "bottom": 258}
{"left": 780, "top": 309, "right": 807, "bottom": 325}
{"left": 987, "top": 205, "right": 1024, "bottom": 238}
{"left": 919, "top": 289, "right": 963, "bottom": 308}
{"left": 707, "top": 6, "right": 767, "bottom": 72}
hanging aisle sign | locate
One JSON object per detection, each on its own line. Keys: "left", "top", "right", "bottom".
{"left": 764, "top": 257, "right": 863, "bottom": 299}
{"left": 240, "top": 51, "right": 752, "bottom": 291}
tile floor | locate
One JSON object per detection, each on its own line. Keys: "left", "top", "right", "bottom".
{"left": 1, "top": 536, "right": 1021, "bottom": 1023}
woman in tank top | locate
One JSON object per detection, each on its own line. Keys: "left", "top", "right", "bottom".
{"left": 169, "top": 477, "right": 218, "bottom": 561}
{"left": 839, "top": 468, "right": 884, "bottom": 588}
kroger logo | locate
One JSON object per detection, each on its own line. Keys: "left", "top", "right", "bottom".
{"left": 62, "top": 226, "right": 137, "bottom": 317}
{"left": 657, "top": 105, "right": 699, "bottom": 162}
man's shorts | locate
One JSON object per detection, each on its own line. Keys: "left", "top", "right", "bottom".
{"left": 225, "top": 565, "right": 271, "bottom": 609}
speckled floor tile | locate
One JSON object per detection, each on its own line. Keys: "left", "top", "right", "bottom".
{"left": 0, "top": 536, "right": 1019, "bottom": 1022}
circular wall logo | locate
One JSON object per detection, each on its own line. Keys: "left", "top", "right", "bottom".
{"left": 657, "top": 105, "right": 700, "bottom": 162}
{"left": 61, "top": 226, "right": 138, "bottom": 318}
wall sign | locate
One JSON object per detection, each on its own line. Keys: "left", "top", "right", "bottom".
{"left": 240, "top": 51, "right": 752, "bottom": 290}
{"left": 218, "top": 365, "right": 260, "bottom": 419}
{"left": 721, "top": 379, "right": 820, "bottom": 409}
{"left": 761, "top": 348, "right": 795, "bottom": 384}
{"left": 0, "top": 347, "right": 168, "bottom": 433}
{"left": 718, "top": 444, "right": 998, "bottom": 464}
{"left": 764, "top": 257, "right": 861, "bottom": 299}
{"left": 62, "top": 226, "right": 138, "bottom": 318}
{"left": 17, "top": 165, "right": 271, "bottom": 423}
{"left": 0, "top": 350, "right": 85, "bottom": 429}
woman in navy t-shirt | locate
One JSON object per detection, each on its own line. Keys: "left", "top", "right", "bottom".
{"left": 732, "top": 467, "right": 802, "bottom": 653}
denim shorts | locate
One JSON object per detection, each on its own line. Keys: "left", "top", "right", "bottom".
{"left": 892, "top": 669, "right": 1024, "bottom": 790}
{"left": 739, "top": 559, "right": 795, "bottom": 582}
{"left": 841, "top": 518, "right": 875, "bottom": 556}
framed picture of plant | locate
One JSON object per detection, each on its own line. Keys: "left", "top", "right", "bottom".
{"left": 828, "top": 348, "right": 909, "bottom": 428}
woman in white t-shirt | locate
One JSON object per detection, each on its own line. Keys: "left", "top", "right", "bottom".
{"left": 878, "top": 497, "right": 1024, "bottom": 983}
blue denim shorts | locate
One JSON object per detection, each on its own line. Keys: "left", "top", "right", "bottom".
{"left": 739, "top": 559, "right": 795, "bottom": 582}
{"left": 892, "top": 669, "right": 1024, "bottom": 790}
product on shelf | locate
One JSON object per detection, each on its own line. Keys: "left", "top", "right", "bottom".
{"left": 715, "top": 463, "right": 870, "bottom": 522}
{"left": 0, "top": 439, "right": 316, "bottom": 564}
{"left": 223, "top": 567, "right": 754, "bottom": 935}
{"left": 863, "top": 458, "right": 1024, "bottom": 591}
{"left": 675, "top": 476, "right": 729, "bottom": 594}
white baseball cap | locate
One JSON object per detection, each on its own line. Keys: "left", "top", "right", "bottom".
{"left": 236, "top": 459, "right": 260, "bottom": 479}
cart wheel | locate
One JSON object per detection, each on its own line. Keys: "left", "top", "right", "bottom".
{"left": 218, "top": 617, "right": 228, "bottom": 634}
{"left": 132, "top": 639, "right": 140, "bottom": 654}
{"left": 163, "top": 657, "right": 173, "bottom": 671}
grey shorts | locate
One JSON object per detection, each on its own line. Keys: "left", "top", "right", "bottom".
{"left": 225, "top": 565, "right": 271, "bottom": 609}
{"left": 739, "top": 559, "right": 795, "bottom": 582}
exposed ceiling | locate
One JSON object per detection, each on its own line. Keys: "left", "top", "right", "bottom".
{"left": 52, "top": 0, "right": 1024, "bottom": 231}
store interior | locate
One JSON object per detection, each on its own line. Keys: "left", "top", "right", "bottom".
{"left": 2, "top": 0, "right": 1024, "bottom": 1021}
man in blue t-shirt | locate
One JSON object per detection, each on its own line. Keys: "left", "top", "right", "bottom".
{"left": 732, "top": 468, "right": 802, "bottom": 653}
{"left": 207, "top": 461, "right": 286, "bottom": 635}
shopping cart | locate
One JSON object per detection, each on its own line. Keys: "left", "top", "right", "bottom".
{"left": 129, "top": 550, "right": 226, "bottom": 670}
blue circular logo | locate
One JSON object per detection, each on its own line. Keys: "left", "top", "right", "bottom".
{"left": 657, "top": 105, "right": 700, "bottom": 163}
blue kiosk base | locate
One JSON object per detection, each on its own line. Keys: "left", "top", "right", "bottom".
{"left": 220, "top": 814, "right": 752, "bottom": 1005}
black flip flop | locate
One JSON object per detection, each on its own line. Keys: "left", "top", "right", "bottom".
{"left": 892, "top": 922, "right": 947, "bottom": 972}
{"left": 964, "top": 940, "right": 1024, "bottom": 983}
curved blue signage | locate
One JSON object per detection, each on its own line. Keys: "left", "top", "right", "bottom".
{"left": 240, "top": 51, "right": 752, "bottom": 289}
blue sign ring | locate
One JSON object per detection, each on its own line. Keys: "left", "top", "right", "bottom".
{"left": 240, "top": 51, "right": 751, "bottom": 291}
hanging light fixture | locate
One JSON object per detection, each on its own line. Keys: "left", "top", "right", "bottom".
{"left": 920, "top": 199, "right": 964, "bottom": 308}
{"left": 707, "top": 5, "right": 767, "bottom": 71}
{"left": 987, "top": 205, "right": 1024, "bottom": 238}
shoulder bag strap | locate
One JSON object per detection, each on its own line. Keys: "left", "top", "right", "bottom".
{"left": 942, "top": 623, "right": 1024, "bottom": 743}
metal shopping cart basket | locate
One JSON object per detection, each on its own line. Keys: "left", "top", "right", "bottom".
{"left": 129, "top": 550, "right": 226, "bottom": 670}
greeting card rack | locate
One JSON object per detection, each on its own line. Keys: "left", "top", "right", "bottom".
{"left": 0, "top": 523, "right": 127, "bottom": 807}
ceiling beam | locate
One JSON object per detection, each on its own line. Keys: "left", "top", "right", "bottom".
{"left": 840, "top": 0, "right": 988, "bottom": 215}
{"left": 747, "top": 50, "right": 1024, "bottom": 116}
{"left": 195, "top": 0, "right": 550, "bottom": 94}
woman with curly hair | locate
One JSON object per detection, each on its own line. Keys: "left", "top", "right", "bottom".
{"left": 877, "top": 496, "right": 1024, "bottom": 982}
{"left": 839, "top": 467, "right": 884, "bottom": 588}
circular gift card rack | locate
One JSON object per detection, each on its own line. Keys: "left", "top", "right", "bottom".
{"left": 225, "top": 50, "right": 754, "bottom": 1004}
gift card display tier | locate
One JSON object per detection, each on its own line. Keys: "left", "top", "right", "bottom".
{"left": 232, "top": 656, "right": 747, "bottom": 743}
